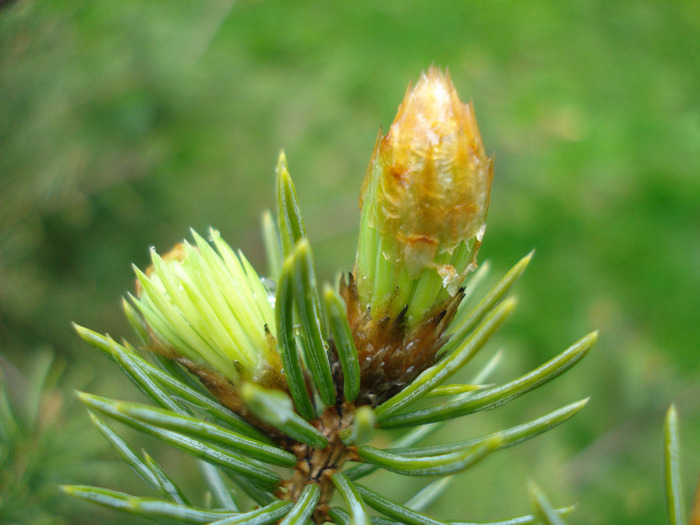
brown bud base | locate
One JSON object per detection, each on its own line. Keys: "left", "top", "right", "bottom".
{"left": 340, "top": 272, "right": 465, "bottom": 406}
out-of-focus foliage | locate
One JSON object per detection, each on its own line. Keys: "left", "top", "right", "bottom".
{"left": 0, "top": 350, "right": 105, "bottom": 524}
{"left": 1, "top": 1, "right": 698, "bottom": 523}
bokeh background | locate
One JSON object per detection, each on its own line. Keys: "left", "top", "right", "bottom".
{"left": 1, "top": 1, "right": 699, "bottom": 523}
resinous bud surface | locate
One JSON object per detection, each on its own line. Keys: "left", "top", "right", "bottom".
{"left": 361, "top": 67, "right": 493, "bottom": 278}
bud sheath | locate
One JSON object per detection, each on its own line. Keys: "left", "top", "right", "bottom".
{"left": 356, "top": 68, "right": 493, "bottom": 323}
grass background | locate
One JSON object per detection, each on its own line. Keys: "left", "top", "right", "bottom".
{"left": 1, "top": 1, "right": 699, "bottom": 523}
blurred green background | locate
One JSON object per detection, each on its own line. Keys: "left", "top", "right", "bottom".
{"left": 1, "top": 1, "right": 699, "bottom": 523}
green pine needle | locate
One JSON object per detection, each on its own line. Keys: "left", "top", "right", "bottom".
{"left": 664, "top": 405, "right": 687, "bottom": 525}
{"left": 81, "top": 393, "right": 296, "bottom": 467}
{"left": 199, "top": 461, "right": 239, "bottom": 511}
{"left": 355, "top": 483, "right": 450, "bottom": 525}
{"left": 73, "top": 325, "right": 266, "bottom": 440}
{"left": 527, "top": 480, "right": 567, "bottom": 525}
{"left": 404, "top": 477, "right": 453, "bottom": 512}
{"left": 275, "top": 255, "right": 316, "bottom": 420}
{"left": 261, "top": 210, "right": 284, "bottom": 279}
{"left": 357, "top": 435, "right": 502, "bottom": 477}
{"left": 340, "top": 405, "right": 376, "bottom": 446}
{"left": 87, "top": 412, "right": 160, "bottom": 489}
{"left": 207, "top": 500, "right": 293, "bottom": 525}
{"left": 78, "top": 393, "right": 282, "bottom": 487}
{"left": 292, "top": 240, "right": 335, "bottom": 406}
{"left": 60, "top": 485, "right": 236, "bottom": 523}
{"left": 324, "top": 283, "right": 361, "bottom": 402}
{"left": 444, "top": 251, "right": 532, "bottom": 350}
{"left": 380, "top": 331, "right": 597, "bottom": 428}
{"left": 332, "top": 473, "right": 371, "bottom": 525}
{"left": 276, "top": 151, "right": 306, "bottom": 257}
{"left": 279, "top": 483, "right": 320, "bottom": 525}
{"left": 241, "top": 382, "right": 328, "bottom": 449}
{"left": 143, "top": 451, "right": 191, "bottom": 505}
{"left": 390, "top": 399, "right": 589, "bottom": 457}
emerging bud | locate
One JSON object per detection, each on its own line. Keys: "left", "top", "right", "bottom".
{"left": 129, "top": 229, "right": 283, "bottom": 394}
{"left": 355, "top": 67, "right": 493, "bottom": 323}
{"left": 346, "top": 68, "right": 493, "bottom": 403}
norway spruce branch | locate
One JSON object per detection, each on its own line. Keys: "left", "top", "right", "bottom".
{"left": 66, "top": 68, "right": 595, "bottom": 524}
